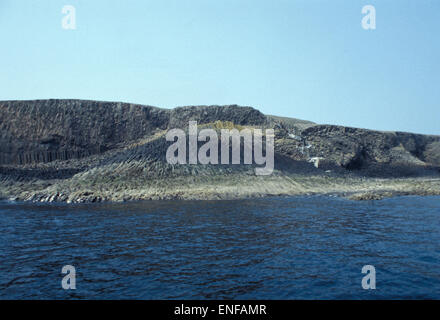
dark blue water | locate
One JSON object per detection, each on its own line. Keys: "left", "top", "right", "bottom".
{"left": 0, "top": 196, "right": 439, "bottom": 299}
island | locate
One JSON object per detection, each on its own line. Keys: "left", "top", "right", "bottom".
{"left": 1, "top": 99, "right": 439, "bottom": 203}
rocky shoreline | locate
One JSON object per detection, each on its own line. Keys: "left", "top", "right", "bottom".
{"left": 3, "top": 179, "right": 440, "bottom": 204}
{"left": 1, "top": 99, "right": 440, "bottom": 203}
{"left": 2, "top": 171, "right": 440, "bottom": 203}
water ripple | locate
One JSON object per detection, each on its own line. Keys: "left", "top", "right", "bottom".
{"left": 0, "top": 196, "right": 439, "bottom": 299}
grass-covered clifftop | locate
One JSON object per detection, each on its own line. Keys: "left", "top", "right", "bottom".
{"left": 1, "top": 99, "right": 440, "bottom": 202}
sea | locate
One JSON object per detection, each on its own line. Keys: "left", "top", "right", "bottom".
{"left": 0, "top": 195, "right": 439, "bottom": 299}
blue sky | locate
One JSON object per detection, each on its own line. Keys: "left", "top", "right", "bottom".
{"left": 0, "top": 0, "right": 439, "bottom": 134}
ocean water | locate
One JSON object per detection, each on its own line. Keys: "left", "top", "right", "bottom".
{"left": 0, "top": 196, "right": 439, "bottom": 299}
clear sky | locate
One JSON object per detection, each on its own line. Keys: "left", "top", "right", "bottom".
{"left": 0, "top": 0, "right": 439, "bottom": 134}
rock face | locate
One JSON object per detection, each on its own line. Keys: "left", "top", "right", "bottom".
{"left": 0, "top": 100, "right": 266, "bottom": 165}
{"left": 1, "top": 99, "right": 439, "bottom": 170}
{"left": 168, "top": 105, "right": 267, "bottom": 129}
{"left": 301, "top": 125, "right": 440, "bottom": 170}
{"left": 1, "top": 99, "right": 439, "bottom": 202}
{"left": 0, "top": 100, "right": 168, "bottom": 165}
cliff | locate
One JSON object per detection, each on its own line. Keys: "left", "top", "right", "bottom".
{"left": 1, "top": 99, "right": 439, "bottom": 202}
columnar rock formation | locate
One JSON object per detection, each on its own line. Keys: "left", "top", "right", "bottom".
{"left": 1, "top": 99, "right": 439, "bottom": 202}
